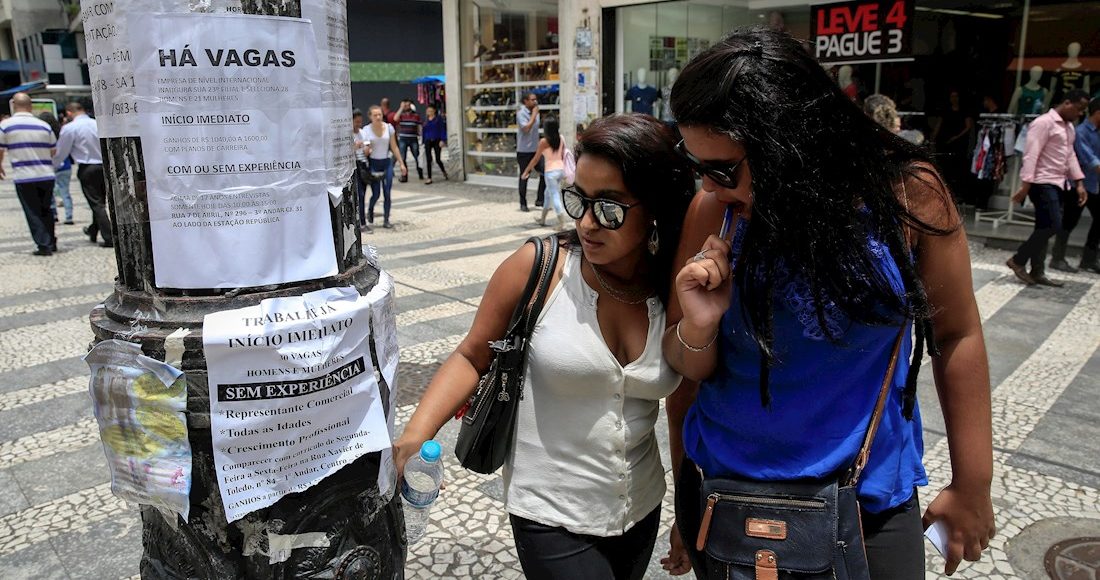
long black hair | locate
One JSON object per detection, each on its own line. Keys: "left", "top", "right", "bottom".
{"left": 544, "top": 116, "right": 562, "bottom": 151}
{"left": 569, "top": 114, "right": 695, "bottom": 307}
{"left": 670, "top": 27, "right": 955, "bottom": 418}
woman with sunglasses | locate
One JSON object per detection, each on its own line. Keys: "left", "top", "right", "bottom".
{"left": 660, "top": 29, "right": 995, "bottom": 579}
{"left": 394, "top": 114, "right": 694, "bottom": 579}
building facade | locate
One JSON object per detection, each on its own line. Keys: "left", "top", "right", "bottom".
{"left": 347, "top": 0, "right": 444, "bottom": 113}
{"left": 441, "top": 0, "right": 1100, "bottom": 187}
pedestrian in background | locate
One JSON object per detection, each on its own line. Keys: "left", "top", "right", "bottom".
{"left": 665, "top": 28, "right": 995, "bottom": 579}
{"left": 1067, "top": 97, "right": 1100, "bottom": 273}
{"left": 396, "top": 99, "right": 424, "bottom": 182}
{"left": 1007, "top": 89, "right": 1091, "bottom": 285}
{"left": 352, "top": 108, "right": 372, "bottom": 233}
{"left": 38, "top": 111, "right": 74, "bottom": 226}
{"left": 521, "top": 116, "right": 568, "bottom": 231}
{"left": 516, "top": 92, "right": 545, "bottom": 212}
{"left": 422, "top": 105, "right": 449, "bottom": 184}
{"left": 394, "top": 114, "right": 694, "bottom": 580}
{"left": 0, "top": 92, "right": 57, "bottom": 256}
{"left": 54, "top": 100, "right": 113, "bottom": 248}
{"left": 364, "top": 105, "right": 407, "bottom": 229}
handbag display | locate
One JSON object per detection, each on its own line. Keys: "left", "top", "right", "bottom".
{"left": 454, "top": 235, "right": 559, "bottom": 474}
{"left": 694, "top": 326, "right": 908, "bottom": 580}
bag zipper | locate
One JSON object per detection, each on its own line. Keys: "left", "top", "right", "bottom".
{"left": 709, "top": 492, "right": 826, "bottom": 510}
{"left": 695, "top": 492, "right": 826, "bottom": 552}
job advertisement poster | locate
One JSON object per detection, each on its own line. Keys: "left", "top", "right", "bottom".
{"left": 203, "top": 287, "right": 391, "bottom": 522}
{"left": 129, "top": 12, "right": 338, "bottom": 289}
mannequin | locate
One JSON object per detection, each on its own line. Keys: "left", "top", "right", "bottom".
{"left": 660, "top": 67, "right": 678, "bottom": 122}
{"left": 625, "top": 68, "right": 659, "bottom": 116}
{"left": 1051, "top": 42, "right": 1091, "bottom": 104}
{"left": 1008, "top": 65, "right": 1051, "bottom": 115}
{"left": 837, "top": 65, "right": 857, "bottom": 102}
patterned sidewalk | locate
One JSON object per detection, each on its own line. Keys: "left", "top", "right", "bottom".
{"left": 0, "top": 176, "right": 1096, "bottom": 578}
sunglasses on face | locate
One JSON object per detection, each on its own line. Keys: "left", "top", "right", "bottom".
{"left": 675, "top": 139, "right": 745, "bottom": 190}
{"left": 562, "top": 188, "right": 638, "bottom": 230}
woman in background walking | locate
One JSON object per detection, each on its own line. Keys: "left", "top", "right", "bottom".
{"left": 364, "top": 105, "right": 407, "bottom": 229}
{"left": 522, "top": 117, "right": 568, "bottom": 231}
{"left": 39, "top": 112, "right": 74, "bottom": 225}
{"left": 423, "top": 105, "right": 449, "bottom": 184}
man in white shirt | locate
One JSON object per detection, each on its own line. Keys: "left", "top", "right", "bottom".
{"left": 54, "top": 101, "right": 113, "bottom": 247}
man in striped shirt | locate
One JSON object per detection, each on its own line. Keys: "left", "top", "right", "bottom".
{"left": 0, "top": 93, "right": 57, "bottom": 256}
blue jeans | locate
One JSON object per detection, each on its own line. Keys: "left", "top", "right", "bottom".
{"left": 368, "top": 157, "right": 394, "bottom": 223}
{"left": 49, "top": 168, "right": 73, "bottom": 221}
{"left": 398, "top": 137, "right": 421, "bottom": 177}
{"left": 542, "top": 169, "right": 564, "bottom": 216}
{"left": 1012, "top": 184, "right": 1064, "bottom": 277}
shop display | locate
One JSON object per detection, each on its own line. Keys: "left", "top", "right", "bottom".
{"left": 1009, "top": 66, "right": 1051, "bottom": 116}
{"left": 462, "top": 50, "right": 560, "bottom": 183}
{"left": 625, "top": 68, "right": 660, "bottom": 116}
{"left": 1051, "top": 42, "right": 1092, "bottom": 104}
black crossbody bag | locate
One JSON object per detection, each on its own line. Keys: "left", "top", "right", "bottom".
{"left": 694, "top": 326, "right": 907, "bottom": 580}
{"left": 454, "top": 236, "right": 559, "bottom": 474}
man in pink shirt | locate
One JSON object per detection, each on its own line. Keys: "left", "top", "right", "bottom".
{"left": 1007, "top": 89, "right": 1090, "bottom": 286}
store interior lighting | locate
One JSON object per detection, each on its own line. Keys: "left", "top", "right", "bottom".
{"left": 914, "top": 6, "right": 1004, "bottom": 19}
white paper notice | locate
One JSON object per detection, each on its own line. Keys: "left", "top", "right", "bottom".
{"left": 203, "top": 287, "right": 391, "bottom": 522}
{"left": 129, "top": 12, "right": 337, "bottom": 289}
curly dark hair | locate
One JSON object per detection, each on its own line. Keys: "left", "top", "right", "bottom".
{"left": 670, "top": 27, "right": 956, "bottom": 417}
{"left": 566, "top": 113, "right": 695, "bottom": 307}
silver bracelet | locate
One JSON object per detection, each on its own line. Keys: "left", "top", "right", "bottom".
{"left": 676, "top": 321, "right": 718, "bottom": 352}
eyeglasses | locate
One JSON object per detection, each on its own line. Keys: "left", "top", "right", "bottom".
{"left": 675, "top": 139, "right": 745, "bottom": 189}
{"left": 562, "top": 188, "right": 638, "bottom": 230}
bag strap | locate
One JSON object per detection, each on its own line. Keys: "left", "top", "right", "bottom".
{"left": 844, "top": 324, "right": 908, "bottom": 487}
{"left": 520, "top": 235, "right": 560, "bottom": 336}
{"left": 501, "top": 237, "right": 546, "bottom": 337}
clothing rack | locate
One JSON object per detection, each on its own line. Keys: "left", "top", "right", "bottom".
{"left": 973, "top": 113, "right": 1041, "bottom": 228}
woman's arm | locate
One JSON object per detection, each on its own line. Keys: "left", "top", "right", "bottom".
{"left": 908, "top": 172, "right": 996, "bottom": 576}
{"left": 389, "top": 130, "right": 407, "bottom": 175}
{"left": 522, "top": 140, "right": 547, "bottom": 178}
{"left": 661, "top": 190, "right": 734, "bottom": 381}
{"left": 393, "top": 243, "right": 545, "bottom": 473}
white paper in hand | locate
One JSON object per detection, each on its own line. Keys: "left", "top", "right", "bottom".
{"left": 924, "top": 520, "right": 949, "bottom": 557}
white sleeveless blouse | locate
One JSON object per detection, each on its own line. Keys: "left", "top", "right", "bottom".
{"left": 502, "top": 249, "right": 681, "bottom": 536}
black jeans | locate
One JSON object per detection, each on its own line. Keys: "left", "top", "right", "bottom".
{"left": 1012, "top": 184, "right": 1064, "bottom": 277}
{"left": 674, "top": 460, "right": 925, "bottom": 580}
{"left": 423, "top": 139, "right": 446, "bottom": 179}
{"left": 1062, "top": 191, "right": 1100, "bottom": 251}
{"left": 516, "top": 151, "right": 546, "bottom": 208}
{"left": 77, "top": 163, "right": 113, "bottom": 244}
{"left": 15, "top": 180, "right": 56, "bottom": 251}
{"left": 510, "top": 507, "right": 660, "bottom": 580}
{"left": 398, "top": 136, "right": 421, "bottom": 177}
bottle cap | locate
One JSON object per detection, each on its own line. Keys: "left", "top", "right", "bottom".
{"left": 420, "top": 440, "right": 442, "bottom": 462}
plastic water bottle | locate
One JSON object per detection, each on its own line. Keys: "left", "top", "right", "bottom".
{"left": 401, "top": 440, "right": 443, "bottom": 543}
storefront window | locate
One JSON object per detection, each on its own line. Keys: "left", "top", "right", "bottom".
{"left": 460, "top": 0, "right": 560, "bottom": 186}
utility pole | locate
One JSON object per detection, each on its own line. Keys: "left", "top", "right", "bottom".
{"left": 81, "top": 1, "right": 404, "bottom": 577}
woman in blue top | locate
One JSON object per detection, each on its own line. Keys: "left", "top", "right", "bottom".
{"left": 422, "top": 105, "right": 449, "bottom": 184}
{"left": 659, "top": 29, "right": 995, "bottom": 579}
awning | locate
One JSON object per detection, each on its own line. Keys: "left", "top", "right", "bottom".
{"left": 411, "top": 75, "right": 445, "bottom": 84}
{"left": 0, "top": 60, "right": 21, "bottom": 74}
{"left": 0, "top": 81, "right": 48, "bottom": 99}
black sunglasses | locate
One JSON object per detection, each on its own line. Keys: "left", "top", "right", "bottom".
{"left": 675, "top": 139, "right": 745, "bottom": 189}
{"left": 562, "top": 188, "right": 638, "bottom": 230}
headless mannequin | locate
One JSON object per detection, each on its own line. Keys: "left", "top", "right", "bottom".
{"left": 660, "top": 67, "right": 678, "bottom": 122}
{"left": 1008, "top": 66, "right": 1051, "bottom": 115}
{"left": 838, "top": 65, "right": 857, "bottom": 101}
{"left": 1051, "top": 42, "right": 1091, "bottom": 101}
{"left": 625, "top": 68, "right": 659, "bottom": 116}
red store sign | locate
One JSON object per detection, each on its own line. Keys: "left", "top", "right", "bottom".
{"left": 811, "top": 0, "right": 914, "bottom": 65}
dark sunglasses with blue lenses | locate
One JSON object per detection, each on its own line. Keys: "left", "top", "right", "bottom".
{"left": 562, "top": 188, "right": 638, "bottom": 230}
{"left": 675, "top": 139, "right": 745, "bottom": 189}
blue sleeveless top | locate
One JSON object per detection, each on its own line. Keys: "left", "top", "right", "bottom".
{"left": 682, "top": 238, "right": 927, "bottom": 513}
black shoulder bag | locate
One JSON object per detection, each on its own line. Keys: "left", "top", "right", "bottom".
{"left": 694, "top": 326, "right": 908, "bottom": 580}
{"left": 454, "top": 235, "right": 559, "bottom": 474}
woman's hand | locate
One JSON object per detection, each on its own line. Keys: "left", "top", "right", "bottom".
{"left": 923, "top": 483, "right": 996, "bottom": 576}
{"left": 392, "top": 435, "right": 424, "bottom": 480}
{"left": 660, "top": 523, "right": 692, "bottom": 575}
{"left": 521, "top": 170, "right": 531, "bottom": 179}
{"left": 675, "top": 235, "right": 733, "bottom": 332}
{"left": 400, "top": 163, "right": 409, "bottom": 177}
